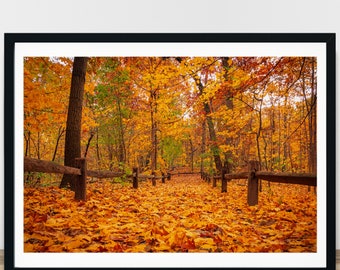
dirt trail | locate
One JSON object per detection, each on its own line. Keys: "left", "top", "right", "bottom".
{"left": 24, "top": 174, "right": 316, "bottom": 252}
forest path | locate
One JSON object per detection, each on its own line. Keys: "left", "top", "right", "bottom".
{"left": 24, "top": 174, "right": 316, "bottom": 252}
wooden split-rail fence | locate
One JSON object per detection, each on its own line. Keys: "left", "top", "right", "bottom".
{"left": 24, "top": 157, "right": 316, "bottom": 206}
{"left": 24, "top": 157, "right": 171, "bottom": 201}
{"left": 201, "top": 160, "right": 316, "bottom": 206}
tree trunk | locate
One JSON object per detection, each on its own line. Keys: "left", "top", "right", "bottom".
{"left": 150, "top": 90, "right": 158, "bottom": 172}
{"left": 189, "top": 138, "right": 195, "bottom": 172}
{"left": 197, "top": 81, "right": 222, "bottom": 172}
{"left": 255, "top": 98, "right": 263, "bottom": 170}
{"left": 302, "top": 58, "right": 317, "bottom": 174}
{"left": 52, "top": 126, "right": 65, "bottom": 161}
{"left": 200, "top": 120, "right": 206, "bottom": 174}
{"left": 221, "top": 57, "right": 233, "bottom": 172}
{"left": 282, "top": 96, "right": 289, "bottom": 172}
{"left": 60, "top": 57, "right": 88, "bottom": 190}
{"left": 107, "top": 135, "right": 114, "bottom": 170}
{"left": 96, "top": 127, "right": 101, "bottom": 168}
{"left": 24, "top": 131, "right": 31, "bottom": 157}
{"left": 116, "top": 98, "right": 126, "bottom": 163}
{"left": 204, "top": 103, "right": 223, "bottom": 172}
{"left": 309, "top": 59, "right": 317, "bottom": 174}
{"left": 84, "top": 131, "right": 95, "bottom": 158}
{"left": 35, "top": 132, "right": 41, "bottom": 159}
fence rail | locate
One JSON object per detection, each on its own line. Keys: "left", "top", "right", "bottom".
{"left": 203, "top": 171, "right": 316, "bottom": 186}
{"left": 24, "top": 157, "right": 316, "bottom": 206}
{"left": 24, "top": 157, "right": 81, "bottom": 176}
{"left": 24, "top": 157, "right": 171, "bottom": 201}
{"left": 255, "top": 171, "right": 316, "bottom": 186}
{"left": 202, "top": 161, "right": 316, "bottom": 206}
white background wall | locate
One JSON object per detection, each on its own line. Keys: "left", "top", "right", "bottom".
{"left": 0, "top": 0, "right": 339, "bottom": 250}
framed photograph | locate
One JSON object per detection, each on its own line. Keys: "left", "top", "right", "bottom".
{"left": 5, "top": 33, "right": 336, "bottom": 269}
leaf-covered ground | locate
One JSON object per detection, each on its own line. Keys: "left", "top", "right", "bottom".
{"left": 24, "top": 175, "right": 316, "bottom": 253}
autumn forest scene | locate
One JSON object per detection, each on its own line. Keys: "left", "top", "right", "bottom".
{"left": 24, "top": 56, "right": 317, "bottom": 253}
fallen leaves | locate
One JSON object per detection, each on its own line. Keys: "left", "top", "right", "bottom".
{"left": 24, "top": 175, "right": 317, "bottom": 253}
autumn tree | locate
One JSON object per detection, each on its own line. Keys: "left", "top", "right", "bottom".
{"left": 183, "top": 57, "right": 224, "bottom": 172}
{"left": 85, "top": 58, "right": 132, "bottom": 170}
{"left": 216, "top": 56, "right": 317, "bottom": 173}
{"left": 24, "top": 56, "right": 317, "bottom": 185}
{"left": 60, "top": 57, "right": 89, "bottom": 190}
{"left": 24, "top": 57, "right": 73, "bottom": 161}
{"left": 125, "top": 57, "right": 188, "bottom": 172}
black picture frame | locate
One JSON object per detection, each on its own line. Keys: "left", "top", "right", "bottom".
{"left": 4, "top": 33, "right": 336, "bottom": 269}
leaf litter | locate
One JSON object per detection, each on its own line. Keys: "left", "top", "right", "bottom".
{"left": 24, "top": 175, "right": 316, "bottom": 253}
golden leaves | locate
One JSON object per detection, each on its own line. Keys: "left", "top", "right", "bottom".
{"left": 24, "top": 175, "right": 316, "bottom": 253}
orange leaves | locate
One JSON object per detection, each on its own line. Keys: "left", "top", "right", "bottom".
{"left": 24, "top": 175, "right": 316, "bottom": 253}
{"left": 166, "top": 229, "right": 196, "bottom": 251}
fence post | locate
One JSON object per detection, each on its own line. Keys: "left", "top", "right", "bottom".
{"left": 247, "top": 160, "right": 260, "bottom": 206}
{"left": 152, "top": 171, "right": 156, "bottom": 186}
{"left": 221, "top": 168, "right": 227, "bottom": 193}
{"left": 212, "top": 176, "right": 217, "bottom": 188}
{"left": 74, "top": 158, "right": 87, "bottom": 201}
{"left": 133, "top": 167, "right": 138, "bottom": 189}
{"left": 167, "top": 172, "right": 171, "bottom": 180}
{"left": 162, "top": 172, "right": 165, "bottom": 183}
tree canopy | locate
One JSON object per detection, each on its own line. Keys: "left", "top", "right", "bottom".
{"left": 24, "top": 56, "right": 317, "bottom": 176}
